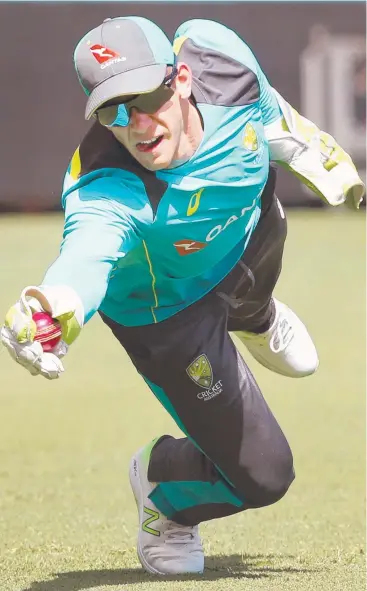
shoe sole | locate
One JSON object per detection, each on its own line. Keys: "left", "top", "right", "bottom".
{"left": 129, "top": 455, "right": 166, "bottom": 576}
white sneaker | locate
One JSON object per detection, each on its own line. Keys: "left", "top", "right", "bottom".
{"left": 235, "top": 298, "right": 319, "bottom": 378}
{"left": 129, "top": 441, "right": 204, "bottom": 575}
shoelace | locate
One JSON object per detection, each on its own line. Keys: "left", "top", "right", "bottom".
{"left": 270, "top": 316, "right": 294, "bottom": 353}
{"left": 164, "top": 522, "right": 196, "bottom": 544}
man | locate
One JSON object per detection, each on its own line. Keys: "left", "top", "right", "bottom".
{"left": 1, "top": 17, "right": 364, "bottom": 576}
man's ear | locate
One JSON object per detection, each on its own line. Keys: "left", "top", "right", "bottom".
{"left": 175, "top": 63, "right": 192, "bottom": 100}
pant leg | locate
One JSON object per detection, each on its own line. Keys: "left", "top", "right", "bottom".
{"left": 220, "top": 166, "right": 288, "bottom": 333}
{"left": 100, "top": 292, "right": 294, "bottom": 526}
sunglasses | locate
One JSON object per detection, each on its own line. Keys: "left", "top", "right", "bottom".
{"left": 96, "top": 67, "right": 178, "bottom": 128}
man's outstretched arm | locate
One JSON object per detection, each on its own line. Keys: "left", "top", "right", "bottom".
{"left": 1, "top": 183, "right": 140, "bottom": 379}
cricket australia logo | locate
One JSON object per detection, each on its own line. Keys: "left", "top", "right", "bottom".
{"left": 186, "top": 354, "right": 223, "bottom": 401}
{"left": 186, "top": 354, "right": 213, "bottom": 389}
{"left": 243, "top": 122, "right": 258, "bottom": 151}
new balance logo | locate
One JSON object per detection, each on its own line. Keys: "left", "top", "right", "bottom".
{"left": 142, "top": 506, "right": 160, "bottom": 536}
{"left": 174, "top": 240, "right": 207, "bottom": 256}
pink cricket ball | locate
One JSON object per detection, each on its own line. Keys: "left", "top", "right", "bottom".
{"left": 32, "top": 312, "right": 62, "bottom": 352}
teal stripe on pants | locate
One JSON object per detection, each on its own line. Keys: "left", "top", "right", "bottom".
{"left": 143, "top": 376, "right": 244, "bottom": 518}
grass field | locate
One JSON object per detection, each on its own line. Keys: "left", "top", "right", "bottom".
{"left": 0, "top": 210, "right": 365, "bottom": 591}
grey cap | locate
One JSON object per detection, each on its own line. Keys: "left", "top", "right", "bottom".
{"left": 74, "top": 16, "right": 175, "bottom": 120}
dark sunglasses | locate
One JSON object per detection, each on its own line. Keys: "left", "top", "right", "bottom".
{"left": 96, "top": 67, "right": 178, "bottom": 128}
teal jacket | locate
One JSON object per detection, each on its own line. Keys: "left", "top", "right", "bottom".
{"left": 43, "top": 19, "right": 281, "bottom": 326}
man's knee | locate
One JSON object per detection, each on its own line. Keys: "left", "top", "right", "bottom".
{"left": 231, "top": 448, "right": 295, "bottom": 509}
{"left": 254, "top": 461, "right": 295, "bottom": 507}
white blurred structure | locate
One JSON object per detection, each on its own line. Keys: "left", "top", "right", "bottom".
{"left": 300, "top": 25, "right": 366, "bottom": 185}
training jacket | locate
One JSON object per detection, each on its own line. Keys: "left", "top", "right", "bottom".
{"left": 43, "top": 19, "right": 363, "bottom": 327}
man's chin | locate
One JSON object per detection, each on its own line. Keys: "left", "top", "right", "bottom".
{"left": 136, "top": 153, "right": 172, "bottom": 172}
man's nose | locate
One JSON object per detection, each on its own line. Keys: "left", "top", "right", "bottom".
{"left": 129, "top": 107, "right": 153, "bottom": 131}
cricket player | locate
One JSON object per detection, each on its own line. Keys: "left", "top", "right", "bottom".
{"left": 1, "top": 17, "right": 364, "bottom": 576}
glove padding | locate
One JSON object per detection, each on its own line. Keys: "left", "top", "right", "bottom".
{"left": 267, "top": 88, "right": 366, "bottom": 209}
{"left": 0, "top": 285, "right": 78, "bottom": 380}
{"left": 1, "top": 325, "right": 67, "bottom": 379}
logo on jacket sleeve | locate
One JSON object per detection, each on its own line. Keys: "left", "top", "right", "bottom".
{"left": 173, "top": 239, "right": 207, "bottom": 256}
{"left": 243, "top": 123, "right": 258, "bottom": 151}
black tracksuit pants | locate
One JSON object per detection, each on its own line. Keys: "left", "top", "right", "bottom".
{"left": 101, "top": 168, "right": 295, "bottom": 526}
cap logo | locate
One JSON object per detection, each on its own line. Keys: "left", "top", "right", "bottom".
{"left": 90, "top": 44, "right": 127, "bottom": 69}
{"left": 90, "top": 44, "right": 119, "bottom": 62}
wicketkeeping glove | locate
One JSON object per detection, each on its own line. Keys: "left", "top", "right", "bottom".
{"left": 1, "top": 285, "right": 84, "bottom": 380}
{"left": 266, "top": 88, "right": 366, "bottom": 209}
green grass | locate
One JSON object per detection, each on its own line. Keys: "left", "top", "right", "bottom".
{"left": 0, "top": 209, "right": 365, "bottom": 591}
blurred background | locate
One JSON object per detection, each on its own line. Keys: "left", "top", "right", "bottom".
{"left": 0, "top": 3, "right": 365, "bottom": 591}
{"left": 0, "top": 0, "right": 365, "bottom": 210}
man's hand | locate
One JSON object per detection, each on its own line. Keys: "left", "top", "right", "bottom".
{"left": 0, "top": 325, "right": 66, "bottom": 379}
{"left": 1, "top": 285, "right": 84, "bottom": 380}
{"left": 267, "top": 88, "right": 366, "bottom": 209}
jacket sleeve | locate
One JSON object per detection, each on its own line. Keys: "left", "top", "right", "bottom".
{"left": 265, "top": 88, "right": 365, "bottom": 208}
{"left": 42, "top": 179, "right": 141, "bottom": 324}
{"left": 173, "top": 19, "right": 282, "bottom": 126}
